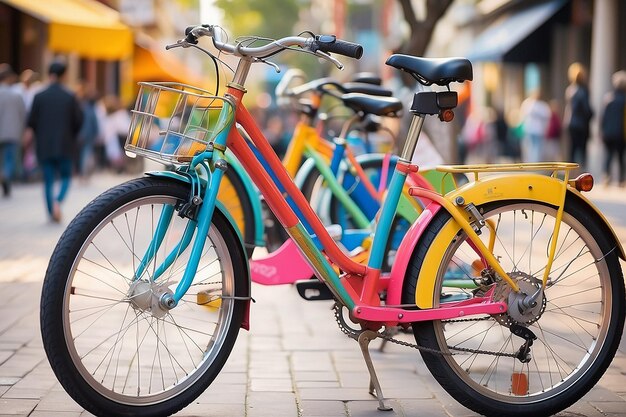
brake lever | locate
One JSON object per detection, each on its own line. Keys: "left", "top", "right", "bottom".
{"left": 255, "top": 58, "right": 281, "bottom": 73}
{"left": 313, "top": 50, "right": 344, "bottom": 70}
{"left": 165, "top": 40, "right": 189, "bottom": 50}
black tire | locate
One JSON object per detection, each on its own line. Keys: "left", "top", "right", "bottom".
{"left": 262, "top": 201, "right": 290, "bottom": 252}
{"left": 219, "top": 167, "right": 257, "bottom": 258}
{"left": 402, "top": 196, "right": 625, "bottom": 417}
{"left": 41, "top": 177, "right": 249, "bottom": 417}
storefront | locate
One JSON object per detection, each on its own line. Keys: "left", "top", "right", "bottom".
{"left": 0, "top": 0, "right": 132, "bottom": 98}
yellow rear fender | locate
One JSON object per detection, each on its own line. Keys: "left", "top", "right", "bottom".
{"left": 413, "top": 174, "right": 625, "bottom": 309}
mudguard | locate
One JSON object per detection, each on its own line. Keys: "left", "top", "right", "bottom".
{"left": 386, "top": 174, "right": 625, "bottom": 309}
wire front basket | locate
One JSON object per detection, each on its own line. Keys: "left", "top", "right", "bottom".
{"left": 125, "top": 82, "right": 234, "bottom": 165}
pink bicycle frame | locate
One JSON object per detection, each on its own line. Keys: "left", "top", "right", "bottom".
{"left": 224, "top": 86, "right": 507, "bottom": 327}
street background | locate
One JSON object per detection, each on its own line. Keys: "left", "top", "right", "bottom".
{"left": 1, "top": 0, "right": 626, "bottom": 415}
{"left": 0, "top": 173, "right": 624, "bottom": 416}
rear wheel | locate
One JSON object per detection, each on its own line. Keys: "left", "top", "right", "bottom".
{"left": 41, "top": 177, "right": 248, "bottom": 417}
{"left": 402, "top": 197, "right": 625, "bottom": 416}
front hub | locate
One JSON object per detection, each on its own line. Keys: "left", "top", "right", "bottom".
{"left": 128, "top": 280, "right": 175, "bottom": 318}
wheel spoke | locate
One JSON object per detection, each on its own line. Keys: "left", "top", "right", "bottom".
{"left": 44, "top": 181, "right": 241, "bottom": 410}
{"left": 410, "top": 200, "right": 622, "bottom": 414}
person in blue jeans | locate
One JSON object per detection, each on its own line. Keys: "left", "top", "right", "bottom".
{"left": 26, "top": 61, "right": 83, "bottom": 222}
{"left": 0, "top": 64, "right": 26, "bottom": 197}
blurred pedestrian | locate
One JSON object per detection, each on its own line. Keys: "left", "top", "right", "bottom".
{"left": 12, "top": 69, "right": 41, "bottom": 112}
{"left": 520, "top": 90, "right": 550, "bottom": 163}
{"left": 0, "top": 64, "right": 27, "bottom": 197}
{"left": 76, "top": 81, "right": 100, "bottom": 180}
{"left": 459, "top": 107, "right": 490, "bottom": 163}
{"left": 264, "top": 113, "right": 290, "bottom": 158}
{"left": 564, "top": 63, "right": 593, "bottom": 168}
{"left": 26, "top": 61, "right": 83, "bottom": 222}
{"left": 492, "top": 107, "right": 510, "bottom": 161}
{"left": 13, "top": 70, "right": 43, "bottom": 180}
{"left": 544, "top": 100, "right": 563, "bottom": 161}
{"left": 102, "top": 95, "right": 130, "bottom": 172}
{"left": 600, "top": 70, "right": 626, "bottom": 187}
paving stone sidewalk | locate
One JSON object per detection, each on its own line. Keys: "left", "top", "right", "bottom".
{"left": 0, "top": 174, "right": 625, "bottom": 416}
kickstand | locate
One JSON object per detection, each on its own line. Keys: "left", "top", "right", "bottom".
{"left": 357, "top": 330, "right": 393, "bottom": 411}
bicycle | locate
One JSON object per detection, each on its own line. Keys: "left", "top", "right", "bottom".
{"left": 40, "top": 25, "right": 625, "bottom": 417}
{"left": 224, "top": 71, "right": 415, "bottom": 246}
{"left": 220, "top": 72, "right": 425, "bottom": 283}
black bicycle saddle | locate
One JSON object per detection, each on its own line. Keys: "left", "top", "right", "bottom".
{"left": 385, "top": 55, "right": 473, "bottom": 86}
{"left": 341, "top": 93, "right": 403, "bottom": 117}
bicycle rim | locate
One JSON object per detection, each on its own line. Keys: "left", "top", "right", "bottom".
{"left": 62, "top": 195, "right": 236, "bottom": 405}
{"left": 419, "top": 201, "right": 618, "bottom": 405}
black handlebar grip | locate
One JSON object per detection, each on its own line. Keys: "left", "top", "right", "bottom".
{"left": 316, "top": 36, "right": 363, "bottom": 59}
{"left": 184, "top": 26, "right": 198, "bottom": 44}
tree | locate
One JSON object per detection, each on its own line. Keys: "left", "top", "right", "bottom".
{"left": 395, "top": 0, "right": 454, "bottom": 86}
{"left": 214, "top": 0, "right": 301, "bottom": 40}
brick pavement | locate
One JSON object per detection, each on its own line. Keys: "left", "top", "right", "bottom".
{"left": 0, "top": 173, "right": 625, "bottom": 416}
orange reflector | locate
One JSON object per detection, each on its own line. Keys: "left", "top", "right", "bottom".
{"left": 571, "top": 173, "right": 594, "bottom": 192}
{"left": 511, "top": 372, "right": 529, "bottom": 395}
{"left": 440, "top": 109, "right": 455, "bottom": 122}
{"left": 471, "top": 259, "right": 484, "bottom": 277}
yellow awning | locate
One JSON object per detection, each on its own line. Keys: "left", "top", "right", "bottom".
{"left": 1, "top": 0, "right": 132, "bottom": 60}
{"left": 133, "top": 42, "right": 210, "bottom": 90}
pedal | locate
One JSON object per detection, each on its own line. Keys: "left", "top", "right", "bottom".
{"left": 295, "top": 279, "right": 335, "bottom": 301}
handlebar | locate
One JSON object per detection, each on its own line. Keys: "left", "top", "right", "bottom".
{"left": 275, "top": 69, "right": 392, "bottom": 102}
{"left": 313, "top": 35, "right": 363, "bottom": 59}
{"left": 168, "top": 25, "right": 363, "bottom": 70}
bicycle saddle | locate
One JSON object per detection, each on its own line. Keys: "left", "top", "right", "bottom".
{"left": 342, "top": 82, "right": 392, "bottom": 97}
{"left": 341, "top": 93, "right": 403, "bottom": 117}
{"left": 385, "top": 55, "right": 473, "bottom": 86}
{"left": 350, "top": 72, "right": 382, "bottom": 85}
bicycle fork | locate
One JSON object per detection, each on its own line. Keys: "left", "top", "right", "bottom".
{"left": 132, "top": 157, "right": 227, "bottom": 311}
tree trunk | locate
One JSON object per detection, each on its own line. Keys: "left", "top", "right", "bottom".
{"left": 394, "top": 0, "right": 454, "bottom": 86}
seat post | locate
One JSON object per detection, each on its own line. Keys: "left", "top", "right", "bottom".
{"left": 399, "top": 113, "right": 425, "bottom": 161}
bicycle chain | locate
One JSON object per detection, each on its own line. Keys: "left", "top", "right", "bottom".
{"left": 190, "top": 285, "right": 517, "bottom": 358}
{"left": 333, "top": 304, "right": 517, "bottom": 358}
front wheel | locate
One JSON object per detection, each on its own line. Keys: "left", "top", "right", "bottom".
{"left": 41, "top": 177, "right": 249, "bottom": 417}
{"left": 402, "top": 197, "right": 625, "bottom": 416}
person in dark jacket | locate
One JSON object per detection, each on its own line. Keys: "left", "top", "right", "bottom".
{"left": 26, "top": 61, "right": 83, "bottom": 222}
{"left": 564, "top": 63, "right": 594, "bottom": 169}
{"left": 601, "top": 70, "right": 626, "bottom": 186}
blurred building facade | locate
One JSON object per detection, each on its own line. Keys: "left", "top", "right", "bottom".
{"left": 447, "top": 0, "right": 624, "bottom": 171}
{"left": 1, "top": 0, "right": 622, "bottom": 171}
{"left": 366, "top": 0, "right": 624, "bottom": 167}
{"left": 0, "top": 0, "right": 132, "bottom": 97}
{"left": 456, "top": 0, "right": 625, "bottom": 129}
{"left": 0, "top": 0, "right": 206, "bottom": 103}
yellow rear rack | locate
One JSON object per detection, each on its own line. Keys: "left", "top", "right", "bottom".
{"left": 436, "top": 162, "right": 579, "bottom": 183}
